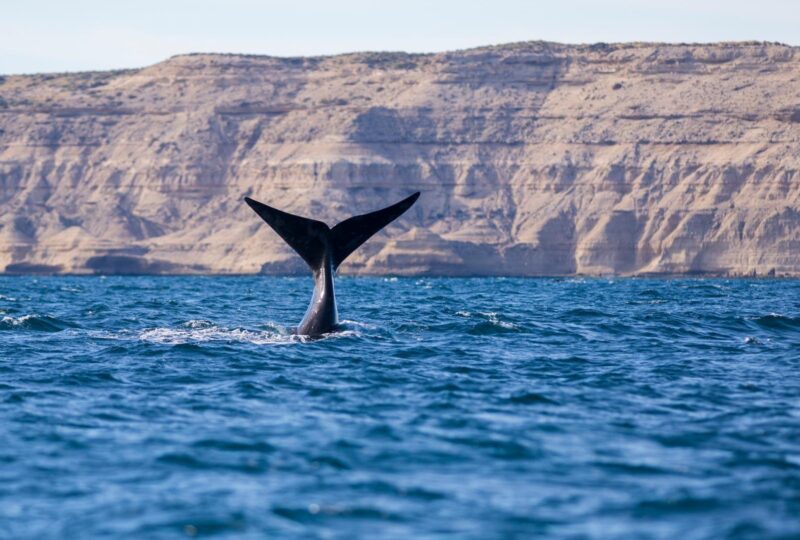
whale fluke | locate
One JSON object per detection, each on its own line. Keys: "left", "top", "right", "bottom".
{"left": 330, "top": 192, "right": 420, "bottom": 269}
{"left": 244, "top": 192, "right": 420, "bottom": 335}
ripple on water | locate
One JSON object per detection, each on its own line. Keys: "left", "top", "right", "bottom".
{"left": 1, "top": 276, "right": 799, "bottom": 539}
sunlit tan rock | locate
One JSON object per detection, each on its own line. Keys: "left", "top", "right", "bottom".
{"left": 1, "top": 42, "right": 799, "bottom": 275}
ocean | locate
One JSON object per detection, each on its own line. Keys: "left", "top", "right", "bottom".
{"left": 1, "top": 276, "right": 799, "bottom": 539}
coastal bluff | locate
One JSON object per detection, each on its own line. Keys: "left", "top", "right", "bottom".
{"left": 1, "top": 41, "right": 799, "bottom": 276}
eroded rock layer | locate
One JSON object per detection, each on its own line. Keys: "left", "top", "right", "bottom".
{"left": 1, "top": 42, "right": 799, "bottom": 275}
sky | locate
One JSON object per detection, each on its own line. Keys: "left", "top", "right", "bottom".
{"left": 2, "top": 0, "right": 800, "bottom": 74}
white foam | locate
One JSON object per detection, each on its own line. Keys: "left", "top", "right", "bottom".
{"left": 338, "top": 319, "right": 377, "bottom": 330}
{"left": 2, "top": 314, "right": 38, "bottom": 326}
{"left": 484, "top": 311, "right": 518, "bottom": 330}
{"left": 455, "top": 310, "right": 518, "bottom": 329}
{"left": 182, "top": 319, "right": 214, "bottom": 329}
{"left": 125, "top": 318, "right": 375, "bottom": 345}
{"left": 2, "top": 315, "right": 24, "bottom": 326}
{"left": 59, "top": 286, "right": 82, "bottom": 293}
{"left": 137, "top": 325, "right": 301, "bottom": 345}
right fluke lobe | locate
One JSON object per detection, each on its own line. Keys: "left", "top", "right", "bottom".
{"left": 329, "top": 191, "right": 420, "bottom": 269}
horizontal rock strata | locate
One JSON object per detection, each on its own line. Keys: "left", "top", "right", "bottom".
{"left": 1, "top": 41, "right": 799, "bottom": 275}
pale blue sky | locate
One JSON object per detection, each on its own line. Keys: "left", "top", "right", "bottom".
{"left": 2, "top": 0, "right": 800, "bottom": 74}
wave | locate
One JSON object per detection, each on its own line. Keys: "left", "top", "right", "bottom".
{"left": 131, "top": 319, "right": 376, "bottom": 345}
{"left": 337, "top": 319, "right": 380, "bottom": 336}
{"left": 751, "top": 313, "right": 800, "bottom": 331}
{"left": 0, "top": 314, "right": 79, "bottom": 332}
{"left": 457, "top": 310, "right": 523, "bottom": 334}
{"left": 563, "top": 307, "right": 609, "bottom": 318}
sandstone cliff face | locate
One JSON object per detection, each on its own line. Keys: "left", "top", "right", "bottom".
{"left": 1, "top": 42, "right": 799, "bottom": 275}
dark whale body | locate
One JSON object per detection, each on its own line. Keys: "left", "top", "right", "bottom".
{"left": 244, "top": 192, "right": 420, "bottom": 336}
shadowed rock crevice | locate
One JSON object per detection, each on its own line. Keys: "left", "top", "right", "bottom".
{"left": 85, "top": 255, "right": 204, "bottom": 275}
{"left": 4, "top": 262, "right": 63, "bottom": 274}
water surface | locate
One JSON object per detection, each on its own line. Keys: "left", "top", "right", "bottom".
{"left": 1, "top": 277, "right": 799, "bottom": 539}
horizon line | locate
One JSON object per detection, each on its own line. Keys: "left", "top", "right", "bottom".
{"left": 3, "top": 39, "right": 796, "bottom": 77}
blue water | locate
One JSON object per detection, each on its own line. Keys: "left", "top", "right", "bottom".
{"left": 1, "top": 277, "right": 799, "bottom": 539}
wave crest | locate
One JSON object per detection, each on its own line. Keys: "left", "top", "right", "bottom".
{"left": 457, "top": 310, "right": 522, "bottom": 334}
{"left": 0, "top": 314, "right": 78, "bottom": 332}
{"left": 752, "top": 313, "right": 800, "bottom": 330}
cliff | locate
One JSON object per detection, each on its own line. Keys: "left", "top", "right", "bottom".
{"left": 1, "top": 41, "right": 799, "bottom": 276}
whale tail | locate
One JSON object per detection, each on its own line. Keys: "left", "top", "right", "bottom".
{"left": 244, "top": 192, "right": 420, "bottom": 271}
